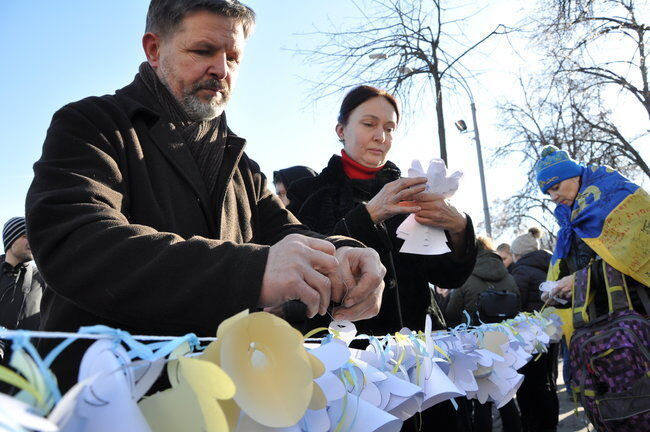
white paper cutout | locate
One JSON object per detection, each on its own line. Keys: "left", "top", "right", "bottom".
{"left": 56, "top": 339, "right": 153, "bottom": 432}
{"left": 328, "top": 320, "right": 357, "bottom": 346}
{"left": 539, "top": 281, "right": 569, "bottom": 305}
{"left": 327, "top": 393, "right": 403, "bottom": 432}
{"left": 0, "top": 392, "right": 57, "bottom": 432}
{"left": 396, "top": 159, "right": 463, "bottom": 255}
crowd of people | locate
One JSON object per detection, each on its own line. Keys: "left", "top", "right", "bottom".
{"left": 1, "top": 0, "right": 648, "bottom": 431}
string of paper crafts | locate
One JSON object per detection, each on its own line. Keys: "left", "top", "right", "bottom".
{"left": 0, "top": 309, "right": 563, "bottom": 432}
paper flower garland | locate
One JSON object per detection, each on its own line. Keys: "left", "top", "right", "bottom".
{"left": 0, "top": 310, "right": 563, "bottom": 432}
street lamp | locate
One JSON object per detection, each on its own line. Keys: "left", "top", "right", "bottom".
{"left": 454, "top": 86, "right": 492, "bottom": 237}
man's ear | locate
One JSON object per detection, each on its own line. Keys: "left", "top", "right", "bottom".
{"left": 335, "top": 123, "right": 345, "bottom": 142}
{"left": 142, "top": 32, "right": 162, "bottom": 67}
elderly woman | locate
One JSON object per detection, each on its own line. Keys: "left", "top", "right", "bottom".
{"left": 534, "top": 145, "right": 649, "bottom": 431}
{"left": 288, "top": 85, "right": 477, "bottom": 431}
{"left": 534, "top": 145, "right": 649, "bottom": 306}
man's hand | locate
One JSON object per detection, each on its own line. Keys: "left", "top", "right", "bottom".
{"left": 365, "top": 177, "right": 427, "bottom": 224}
{"left": 329, "top": 246, "right": 386, "bottom": 321}
{"left": 259, "top": 234, "right": 339, "bottom": 318}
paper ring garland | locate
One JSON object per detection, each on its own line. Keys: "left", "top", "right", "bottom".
{"left": 219, "top": 312, "right": 315, "bottom": 428}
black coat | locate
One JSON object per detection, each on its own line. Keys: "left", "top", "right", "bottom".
{"left": 510, "top": 249, "right": 552, "bottom": 313}
{"left": 26, "top": 74, "right": 359, "bottom": 390}
{"left": 445, "top": 249, "right": 520, "bottom": 327}
{"left": 288, "top": 155, "right": 477, "bottom": 333}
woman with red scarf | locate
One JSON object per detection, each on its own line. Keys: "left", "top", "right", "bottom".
{"left": 287, "top": 85, "right": 478, "bottom": 431}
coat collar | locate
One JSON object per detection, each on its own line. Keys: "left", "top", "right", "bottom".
{"left": 321, "top": 154, "right": 401, "bottom": 184}
{"left": 113, "top": 73, "right": 247, "bottom": 222}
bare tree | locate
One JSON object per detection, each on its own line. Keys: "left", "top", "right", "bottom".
{"left": 491, "top": 0, "right": 649, "bottom": 240}
{"left": 492, "top": 75, "right": 644, "bottom": 239}
{"left": 540, "top": 0, "right": 650, "bottom": 119}
{"left": 297, "top": 0, "right": 507, "bottom": 163}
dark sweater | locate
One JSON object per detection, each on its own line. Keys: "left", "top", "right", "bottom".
{"left": 288, "top": 155, "right": 477, "bottom": 334}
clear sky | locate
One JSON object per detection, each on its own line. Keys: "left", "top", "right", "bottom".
{"left": 1, "top": 1, "right": 646, "bottom": 243}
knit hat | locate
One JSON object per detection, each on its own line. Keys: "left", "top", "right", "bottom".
{"left": 3, "top": 217, "right": 26, "bottom": 252}
{"left": 511, "top": 227, "right": 541, "bottom": 257}
{"left": 534, "top": 145, "right": 583, "bottom": 193}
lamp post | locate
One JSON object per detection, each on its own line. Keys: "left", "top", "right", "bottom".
{"left": 455, "top": 87, "right": 492, "bottom": 237}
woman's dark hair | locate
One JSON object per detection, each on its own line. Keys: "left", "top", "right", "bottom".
{"left": 337, "top": 85, "right": 400, "bottom": 126}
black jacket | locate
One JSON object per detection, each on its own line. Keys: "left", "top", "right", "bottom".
{"left": 26, "top": 74, "right": 359, "bottom": 389}
{"left": 0, "top": 256, "right": 43, "bottom": 332}
{"left": 288, "top": 155, "right": 477, "bottom": 334}
{"left": 445, "top": 249, "right": 520, "bottom": 327}
{"left": 510, "top": 249, "right": 551, "bottom": 313}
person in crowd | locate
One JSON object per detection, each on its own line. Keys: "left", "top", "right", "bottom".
{"left": 510, "top": 227, "right": 549, "bottom": 313}
{"left": 496, "top": 242, "right": 514, "bottom": 271}
{"left": 509, "top": 227, "right": 559, "bottom": 432}
{"left": 535, "top": 145, "right": 649, "bottom": 429}
{"left": 273, "top": 165, "right": 317, "bottom": 206}
{"left": 25, "top": 0, "right": 386, "bottom": 392}
{"left": 287, "top": 85, "right": 478, "bottom": 431}
{"left": 444, "top": 235, "right": 522, "bottom": 432}
{"left": 535, "top": 146, "right": 648, "bottom": 307}
{"left": 445, "top": 236, "right": 519, "bottom": 326}
{"left": 0, "top": 217, "right": 44, "bottom": 363}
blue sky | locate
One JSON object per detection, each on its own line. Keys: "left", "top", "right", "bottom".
{"left": 2, "top": 1, "right": 646, "bottom": 243}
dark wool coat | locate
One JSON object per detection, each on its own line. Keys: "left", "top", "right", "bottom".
{"left": 288, "top": 155, "right": 477, "bottom": 334}
{"left": 445, "top": 249, "right": 520, "bottom": 327}
{"left": 26, "top": 75, "right": 359, "bottom": 389}
{"left": 510, "top": 249, "right": 551, "bottom": 313}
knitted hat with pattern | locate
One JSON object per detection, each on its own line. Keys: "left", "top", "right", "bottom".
{"left": 3, "top": 217, "right": 26, "bottom": 252}
{"left": 534, "top": 145, "right": 583, "bottom": 193}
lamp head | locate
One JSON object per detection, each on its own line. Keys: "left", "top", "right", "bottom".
{"left": 455, "top": 119, "right": 468, "bottom": 132}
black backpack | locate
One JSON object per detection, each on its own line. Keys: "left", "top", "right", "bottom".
{"left": 476, "top": 288, "right": 520, "bottom": 324}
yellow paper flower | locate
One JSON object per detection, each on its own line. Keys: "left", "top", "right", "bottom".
{"left": 204, "top": 310, "right": 324, "bottom": 428}
{"left": 139, "top": 346, "right": 236, "bottom": 432}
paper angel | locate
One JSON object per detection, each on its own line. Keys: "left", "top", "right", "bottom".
{"left": 396, "top": 159, "right": 463, "bottom": 255}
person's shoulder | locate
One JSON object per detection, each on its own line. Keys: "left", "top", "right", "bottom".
{"left": 290, "top": 174, "right": 323, "bottom": 193}
{"left": 54, "top": 78, "right": 157, "bottom": 127}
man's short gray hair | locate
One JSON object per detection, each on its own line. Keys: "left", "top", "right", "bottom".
{"left": 146, "top": 0, "right": 256, "bottom": 39}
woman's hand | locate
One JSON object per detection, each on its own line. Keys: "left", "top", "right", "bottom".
{"left": 365, "top": 177, "right": 428, "bottom": 224}
{"left": 551, "top": 275, "right": 574, "bottom": 300}
{"left": 541, "top": 275, "right": 574, "bottom": 305}
{"left": 412, "top": 192, "right": 467, "bottom": 255}
{"left": 412, "top": 193, "right": 467, "bottom": 234}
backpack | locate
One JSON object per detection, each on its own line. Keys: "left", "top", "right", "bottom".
{"left": 568, "top": 260, "right": 650, "bottom": 431}
{"left": 476, "top": 288, "right": 520, "bottom": 324}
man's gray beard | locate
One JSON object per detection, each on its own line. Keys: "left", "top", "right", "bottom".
{"left": 180, "top": 91, "right": 225, "bottom": 122}
{"left": 157, "top": 61, "right": 226, "bottom": 121}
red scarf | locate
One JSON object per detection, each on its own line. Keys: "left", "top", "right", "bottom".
{"left": 341, "top": 150, "right": 384, "bottom": 179}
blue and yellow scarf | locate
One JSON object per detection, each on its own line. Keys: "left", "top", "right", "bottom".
{"left": 548, "top": 165, "right": 649, "bottom": 286}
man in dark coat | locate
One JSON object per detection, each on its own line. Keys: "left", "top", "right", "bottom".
{"left": 25, "top": 0, "right": 385, "bottom": 391}
{"left": 0, "top": 217, "right": 44, "bottom": 362}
